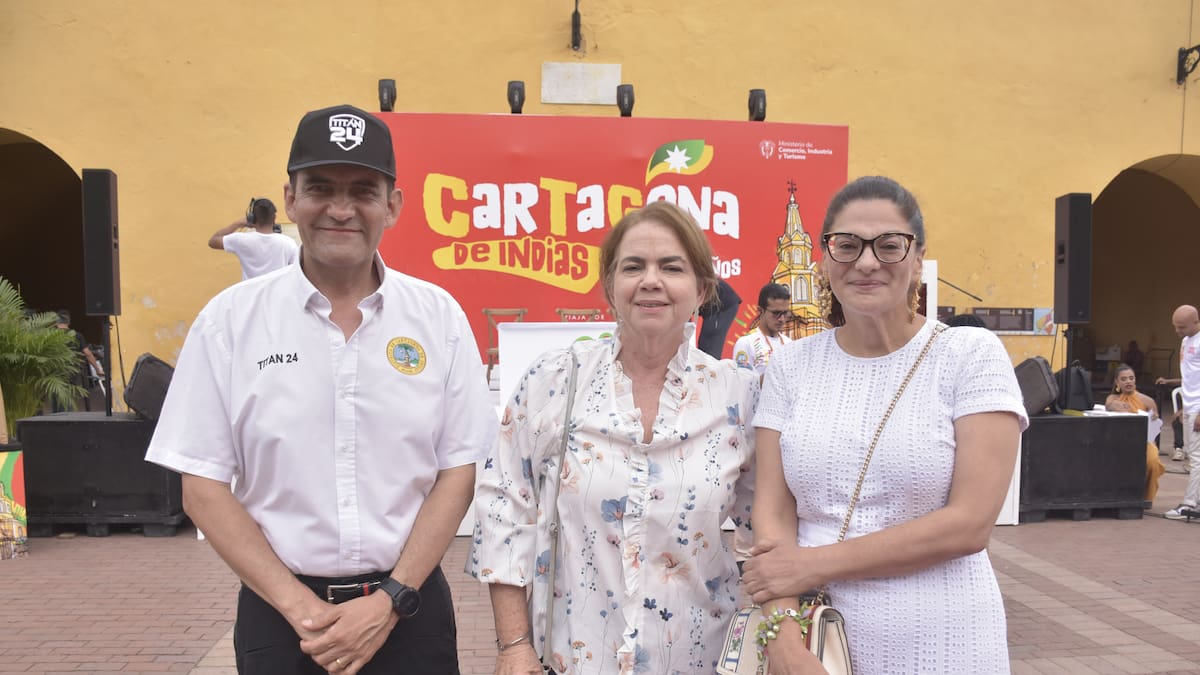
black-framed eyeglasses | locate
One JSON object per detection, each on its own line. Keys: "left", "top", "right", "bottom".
{"left": 822, "top": 232, "right": 916, "bottom": 264}
{"left": 766, "top": 309, "right": 791, "bottom": 319}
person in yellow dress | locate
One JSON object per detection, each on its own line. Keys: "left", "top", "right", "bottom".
{"left": 1105, "top": 363, "right": 1166, "bottom": 502}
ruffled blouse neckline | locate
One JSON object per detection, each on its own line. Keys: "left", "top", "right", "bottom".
{"left": 609, "top": 324, "right": 695, "bottom": 445}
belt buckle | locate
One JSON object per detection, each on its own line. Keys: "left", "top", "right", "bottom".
{"left": 325, "top": 581, "right": 380, "bottom": 604}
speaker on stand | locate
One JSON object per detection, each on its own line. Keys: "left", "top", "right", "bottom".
{"left": 1053, "top": 192, "right": 1092, "bottom": 409}
{"left": 81, "top": 169, "right": 120, "bottom": 416}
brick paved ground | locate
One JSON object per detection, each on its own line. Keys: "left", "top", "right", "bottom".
{"left": 0, "top": 470, "right": 1196, "bottom": 674}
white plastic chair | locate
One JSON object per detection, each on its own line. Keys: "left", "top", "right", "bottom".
{"left": 1167, "top": 387, "right": 1185, "bottom": 456}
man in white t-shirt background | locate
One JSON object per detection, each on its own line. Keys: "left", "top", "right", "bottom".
{"left": 208, "top": 197, "right": 299, "bottom": 279}
{"left": 732, "top": 282, "right": 792, "bottom": 378}
{"left": 1156, "top": 304, "right": 1200, "bottom": 520}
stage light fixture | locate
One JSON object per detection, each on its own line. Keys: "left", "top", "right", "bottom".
{"left": 748, "top": 89, "right": 766, "bottom": 121}
{"left": 507, "top": 81, "right": 526, "bottom": 114}
{"left": 616, "top": 84, "right": 634, "bottom": 117}
{"left": 378, "top": 79, "right": 396, "bottom": 112}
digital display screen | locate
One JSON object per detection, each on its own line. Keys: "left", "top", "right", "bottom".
{"left": 971, "top": 307, "right": 1035, "bottom": 332}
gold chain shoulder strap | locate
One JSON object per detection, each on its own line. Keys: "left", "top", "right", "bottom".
{"left": 816, "top": 323, "right": 946, "bottom": 604}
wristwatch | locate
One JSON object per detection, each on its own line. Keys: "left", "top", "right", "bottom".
{"left": 377, "top": 577, "right": 421, "bottom": 619}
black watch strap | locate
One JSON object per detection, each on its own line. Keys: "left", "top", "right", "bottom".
{"left": 378, "top": 577, "right": 421, "bottom": 619}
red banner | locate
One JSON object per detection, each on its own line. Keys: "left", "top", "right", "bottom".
{"left": 379, "top": 113, "right": 848, "bottom": 359}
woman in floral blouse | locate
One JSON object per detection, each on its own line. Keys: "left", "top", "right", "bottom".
{"left": 469, "top": 201, "right": 760, "bottom": 674}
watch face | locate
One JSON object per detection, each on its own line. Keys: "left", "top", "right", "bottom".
{"left": 394, "top": 587, "right": 421, "bottom": 618}
{"left": 380, "top": 578, "right": 421, "bottom": 619}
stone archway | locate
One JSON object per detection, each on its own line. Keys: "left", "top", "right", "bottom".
{"left": 0, "top": 130, "right": 100, "bottom": 344}
{"left": 1083, "top": 154, "right": 1200, "bottom": 385}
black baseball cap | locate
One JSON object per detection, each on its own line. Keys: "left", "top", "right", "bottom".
{"left": 286, "top": 104, "right": 396, "bottom": 180}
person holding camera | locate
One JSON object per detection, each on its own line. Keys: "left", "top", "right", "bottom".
{"left": 208, "top": 197, "right": 299, "bottom": 279}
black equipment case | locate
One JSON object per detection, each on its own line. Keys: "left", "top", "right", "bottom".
{"left": 1014, "top": 356, "right": 1058, "bottom": 417}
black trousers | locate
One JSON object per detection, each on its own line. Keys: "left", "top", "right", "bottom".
{"left": 233, "top": 566, "right": 458, "bottom": 675}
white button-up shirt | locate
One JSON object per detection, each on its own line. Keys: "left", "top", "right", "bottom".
{"left": 732, "top": 329, "right": 790, "bottom": 375}
{"left": 147, "top": 256, "right": 496, "bottom": 577}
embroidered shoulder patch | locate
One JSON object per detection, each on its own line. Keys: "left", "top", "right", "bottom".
{"left": 387, "top": 337, "right": 426, "bottom": 375}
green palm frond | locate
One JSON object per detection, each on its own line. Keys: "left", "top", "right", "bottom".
{"left": 0, "top": 276, "right": 87, "bottom": 438}
{"left": 0, "top": 280, "right": 22, "bottom": 324}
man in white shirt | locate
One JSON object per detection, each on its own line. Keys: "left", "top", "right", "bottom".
{"left": 732, "top": 282, "right": 792, "bottom": 377}
{"left": 208, "top": 197, "right": 299, "bottom": 279}
{"left": 148, "top": 104, "right": 497, "bottom": 673}
{"left": 1157, "top": 304, "right": 1200, "bottom": 520}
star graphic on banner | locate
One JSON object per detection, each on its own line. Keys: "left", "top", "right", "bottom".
{"left": 664, "top": 145, "right": 692, "bottom": 172}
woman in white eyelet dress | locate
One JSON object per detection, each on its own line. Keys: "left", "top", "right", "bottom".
{"left": 741, "top": 176, "right": 1028, "bottom": 675}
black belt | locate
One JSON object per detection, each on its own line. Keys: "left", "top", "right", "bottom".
{"left": 296, "top": 570, "right": 390, "bottom": 605}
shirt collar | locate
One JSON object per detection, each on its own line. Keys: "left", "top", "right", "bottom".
{"left": 291, "top": 250, "right": 388, "bottom": 311}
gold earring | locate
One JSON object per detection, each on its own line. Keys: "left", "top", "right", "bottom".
{"left": 817, "top": 275, "right": 833, "bottom": 321}
{"left": 908, "top": 285, "right": 920, "bottom": 321}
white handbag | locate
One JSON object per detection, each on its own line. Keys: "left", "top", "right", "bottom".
{"left": 717, "top": 602, "right": 852, "bottom": 675}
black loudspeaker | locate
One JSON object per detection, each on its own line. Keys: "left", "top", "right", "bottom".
{"left": 82, "top": 169, "right": 121, "bottom": 316}
{"left": 124, "top": 353, "right": 174, "bottom": 421}
{"left": 16, "top": 413, "right": 184, "bottom": 535}
{"left": 1053, "top": 193, "right": 1091, "bottom": 324}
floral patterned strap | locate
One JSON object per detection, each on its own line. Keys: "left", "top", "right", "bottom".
{"left": 541, "top": 349, "right": 579, "bottom": 669}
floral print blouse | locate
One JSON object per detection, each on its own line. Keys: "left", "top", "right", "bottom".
{"left": 468, "top": 328, "right": 759, "bottom": 674}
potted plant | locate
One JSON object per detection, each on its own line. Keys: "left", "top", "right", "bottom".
{"left": 0, "top": 277, "right": 85, "bottom": 439}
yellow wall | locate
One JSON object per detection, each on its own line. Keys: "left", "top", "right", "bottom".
{"left": 2, "top": 1, "right": 1199, "bottom": 388}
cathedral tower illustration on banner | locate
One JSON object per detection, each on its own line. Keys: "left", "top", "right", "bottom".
{"left": 771, "top": 181, "right": 828, "bottom": 338}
